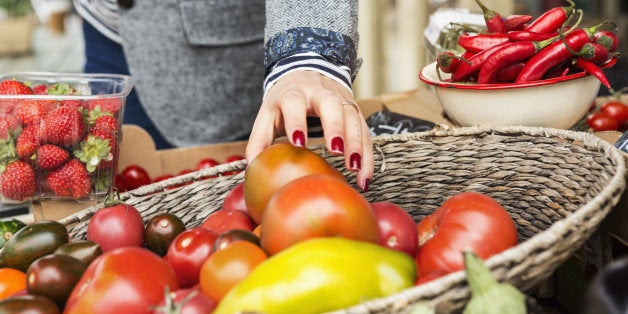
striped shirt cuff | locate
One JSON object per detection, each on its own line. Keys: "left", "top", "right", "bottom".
{"left": 263, "top": 52, "right": 353, "bottom": 94}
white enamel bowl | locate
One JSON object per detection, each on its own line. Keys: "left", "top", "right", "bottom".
{"left": 418, "top": 61, "right": 608, "bottom": 129}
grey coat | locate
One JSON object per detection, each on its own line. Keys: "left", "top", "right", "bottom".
{"left": 118, "top": 0, "right": 358, "bottom": 147}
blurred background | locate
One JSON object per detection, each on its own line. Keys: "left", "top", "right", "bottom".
{"left": 0, "top": 0, "right": 626, "bottom": 99}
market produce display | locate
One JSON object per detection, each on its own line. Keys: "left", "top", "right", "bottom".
{"left": 0, "top": 142, "right": 522, "bottom": 313}
{"left": 0, "top": 74, "right": 130, "bottom": 203}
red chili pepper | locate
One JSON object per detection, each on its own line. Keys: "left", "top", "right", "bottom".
{"left": 477, "top": 35, "right": 559, "bottom": 84}
{"left": 594, "top": 30, "right": 620, "bottom": 52}
{"left": 515, "top": 22, "right": 607, "bottom": 83}
{"left": 436, "top": 52, "right": 462, "bottom": 74}
{"left": 507, "top": 31, "right": 558, "bottom": 42}
{"left": 503, "top": 14, "right": 533, "bottom": 31}
{"left": 496, "top": 62, "right": 525, "bottom": 82}
{"left": 451, "top": 42, "right": 510, "bottom": 82}
{"left": 579, "top": 42, "right": 610, "bottom": 65}
{"left": 458, "top": 33, "right": 510, "bottom": 53}
{"left": 576, "top": 57, "right": 611, "bottom": 89}
{"left": 473, "top": 0, "right": 506, "bottom": 33}
{"left": 525, "top": 0, "right": 575, "bottom": 34}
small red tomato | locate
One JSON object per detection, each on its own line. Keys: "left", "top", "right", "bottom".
{"left": 200, "top": 209, "right": 255, "bottom": 234}
{"left": 164, "top": 228, "right": 218, "bottom": 288}
{"left": 153, "top": 286, "right": 217, "bottom": 314}
{"left": 600, "top": 101, "right": 628, "bottom": 126}
{"left": 86, "top": 202, "right": 145, "bottom": 252}
{"left": 371, "top": 201, "right": 418, "bottom": 257}
{"left": 114, "top": 173, "right": 129, "bottom": 192}
{"left": 196, "top": 158, "right": 220, "bottom": 170}
{"left": 121, "top": 164, "right": 151, "bottom": 190}
{"left": 221, "top": 182, "right": 247, "bottom": 212}
{"left": 587, "top": 112, "right": 619, "bottom": 131}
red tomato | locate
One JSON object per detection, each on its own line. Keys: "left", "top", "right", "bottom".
{"left": 196, "top": 158, "right": 220, "bottom": 170}
{"left": 221, "top": 182, "right": 247, "bottom": 212}
{"left": 371, "top": 201, "right": 418, "bottom": 257}
{"left": 64, "top": 247, "right": 179, "bottom": 314}
{"left": 0, "top": 268, "right": 26, "bottom": 300}
{"left": 199, "top": 241, "right": 267, "bottom": 302}
{"left": 601, "top": 101, "right": 628, "bottom": 126}
{"left": 586, "top": 112, "right": 619, "bottom": 131}
{"left": 86, "top": 202, "right": 145, "bottom": 252}
{"left": 244, "top": 143, "right": 345, "bottom": 224}
{"left": 200, "top": 209, "right": 255, "bottom": 234}
{"left": 415, "top": 192, "right": 518, "bottom": 279}
{"left": 113, "top": 173, "right": 129, "bottom": 192}
{"left": 121, "top": 164, "right": 151, "bottom": 190}
{"left": 153, "top": 286, "right": 216, "bottom": 314}
{"left": 164, "top": 228, "right": 218, "bottom": 288}
{"left": 260, "top": 174, "right": 379, "bottom": 255}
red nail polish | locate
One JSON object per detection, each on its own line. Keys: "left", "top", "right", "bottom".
{"left": 331, "top": 137, "right": 344, "bottom": 153}
{"left": 349, "top": 153, "right": 361, "bottom": 171}
{"left": 292, "top": 130, "right": 305, "bottom": 147}
{"left": 362, "top": 178, "right": 370, "bottom": 192}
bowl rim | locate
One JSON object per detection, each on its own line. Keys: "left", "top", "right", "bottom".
{"left": 419, "top": 58, "right": 616, "bottom": 90}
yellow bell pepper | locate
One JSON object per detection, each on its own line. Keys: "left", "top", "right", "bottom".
{"left": 214, "top": 237, "right": 416, "bottom": 314}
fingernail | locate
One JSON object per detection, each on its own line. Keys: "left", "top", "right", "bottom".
{"left": 292, "top": 130, "right": 305, "bottom": 147}
{"left": 331, "top": 137, "right": 344, "bottom": 154}
{"left": 350, "top": 153, "right": 361, "bottom": 171}
{"left": 362, "top": 178, "right": 370, "bottom": 192}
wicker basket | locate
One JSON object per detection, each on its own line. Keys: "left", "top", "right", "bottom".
{"left": 59, "top": 126, "right": 626, "bottom": 313}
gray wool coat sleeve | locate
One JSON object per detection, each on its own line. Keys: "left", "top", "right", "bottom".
{"left": 118, "top": 0, "right": 358, "bottom": 148}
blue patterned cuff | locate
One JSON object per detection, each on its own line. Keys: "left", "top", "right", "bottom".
{"left": 264, "top": 27, "right": 358, "bottom": 79}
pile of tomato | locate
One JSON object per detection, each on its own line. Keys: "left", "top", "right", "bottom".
{"left": 585, "top": 97, "right": 628, "bottom": 132}
{"left": 0, "top": 143, "right": 521, "bottom": 313}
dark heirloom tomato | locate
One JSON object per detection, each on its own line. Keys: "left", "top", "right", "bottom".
{"left": 0, "top": 295, "right": 60, "bottom": 314}
{"left": 415, "top": 192, "right": 518, "bottom": 280}
{"left": 53, "top": 240, "right": 102, "bottom": 265}
{"left": 244, "top": 143, "right": 344, "bottom": 224}
{"left": 212, "top": 229, "right": 260, "bottom": 253}
{"left": 64, "top": 247, "right": 179, "bottom": 314}
{"left": 26, "top": 254, "right": 87, "bottom": 306}
{"left": 260, "top": 174, "right": 379, "bottom": 255}
{"left": 164, "top": 228, "right": 218, "bottom": 288}
{"left": 145, "top": 213, "right": 186, "bottom": 256}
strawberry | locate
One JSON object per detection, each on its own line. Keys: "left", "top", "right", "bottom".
{"left": 0, "top": 160, "right": 36, "bottom": 201}
{"left": 92, "top": 115, "right": 118, "bottom": 132}
{"left": 0, "top": 80, "right": 33, "bottom": 95}
{"left": 47, "top": 159, "right": 92, "bottom": 198}
{"left": 74, "top": 133, "right": 115, "bottom": 172}
{"left": 0, "top": 114, "right": 20, "bottom": 140}
{"left": 16, "top": 125, "right": 41, "bottom": 160}
{"left": 32, "top": 84, "right": 49, "bottom": 95}
{"left": 36, "top": 144, "right": 69, "bottom": 171}
{"left": 60, "top": 99, "right": 85, "bottom": 110}
{"left": 87, "top": 98, "right": 122, "bottom": 114}
{"left": 15, "top": 99, "right": 57, "bottom": 126}
{"left": 41, "top": 106, "right": 86, "bottom": 147}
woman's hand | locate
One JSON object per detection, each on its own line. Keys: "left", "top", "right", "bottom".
{"left": 246, "top": 70, "right": 373, "bottom": 191}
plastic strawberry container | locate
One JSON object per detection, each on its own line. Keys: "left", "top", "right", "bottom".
{"left": 0, "top": 72, "right": 134, "bottom": 204}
